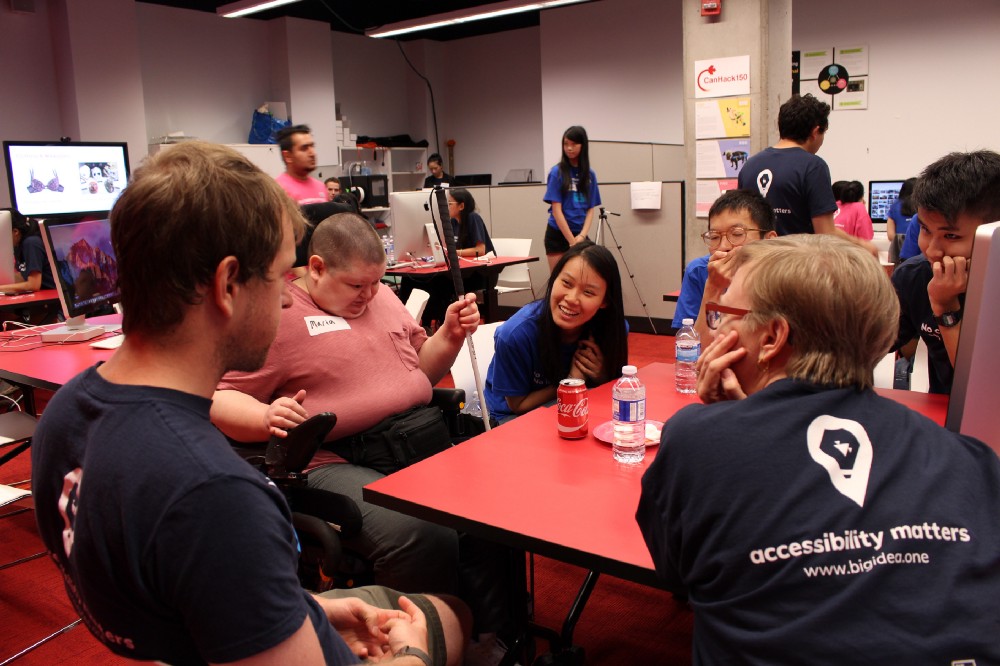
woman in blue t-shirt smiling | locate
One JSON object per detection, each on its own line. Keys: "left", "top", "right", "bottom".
{"left": 543, "top": 126, "right": 602, "bottom": 271}
{"left": 485, "top": 240, "right": 627, "bottom": 422}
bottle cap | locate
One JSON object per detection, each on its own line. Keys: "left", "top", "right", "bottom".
{"left": 682, "top": 318, "right": 694, "bottom": 326}
{"left": 622, "top": 365, "right": 637, "bottom": 375}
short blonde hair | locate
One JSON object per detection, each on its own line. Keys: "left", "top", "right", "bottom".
{"left": 732, "top": 234, "right": 898, "bottom": 389}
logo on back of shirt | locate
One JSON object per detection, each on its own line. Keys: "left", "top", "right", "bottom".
{"left": 756, "top": 169, "right": 773, "bottom": 197}
{"left": 806, "top": 415, "right": 873, "bottom": 507}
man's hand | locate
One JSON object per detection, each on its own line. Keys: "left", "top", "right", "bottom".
{"left": 382, "top": 596, "right": 430, "bottom": 659}
{"left": 264, "top": 389, "right": 308, "bottom": 438}
{"left": 927, "top": 255, "right": 969, "bottom": 315}
{"left": 441, "top": 293, "right": 480, "bottom": 341}
{"left": 315, "top": 594, "right": 420, "bottom": 661}
{"left": 695, "top": 330, "right": 748, "bottom": 404}
{"left": 705, "top": 247, "right": 740, "bottom": 293}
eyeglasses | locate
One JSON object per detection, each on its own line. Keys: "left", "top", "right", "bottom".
{"left": 704, "top": 302, "right": 752, "bottom": 330}
{"left": 700, "top": 226, "right": 762, "bottom": 249}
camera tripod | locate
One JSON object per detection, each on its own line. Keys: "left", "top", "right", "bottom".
{"left": 594, "top": 207, "right": 658, "bottom": 335}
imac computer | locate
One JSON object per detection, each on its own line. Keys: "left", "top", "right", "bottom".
{"left": 945, "top": 221, "right": 1000, "bottom": 452}
{"left": 0, "top": 210, "right": 19, "bottom": 287}
{"left": 38, "top": 217, "right": 120, "bottom": 342}
{"left": 388, "top": 191, "right": 445, "bottom": 266}
{"left": 3, "top": 140, "right": 130, "bottom": 218}
{"left": 868, "top": 180, "right": 904, "bottom": 222}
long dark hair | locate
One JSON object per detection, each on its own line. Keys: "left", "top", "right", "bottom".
{"left": 558, "top": 126, "right": 592, "bottom": 198}
{"left": 898, "top": 177, "right": 918, "bottom": 217}
{"left": 449, "top": 188, "right": 477, "bottom": 249}
{"left": 537, "top": 240, "right": 627, "bottom": 386}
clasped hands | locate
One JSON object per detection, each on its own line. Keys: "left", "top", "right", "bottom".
{"left": 315, "top": 594, "right": 429, "bottom": 662}
{"left": 568, "top": 336, "right": 605, "bottom": 384}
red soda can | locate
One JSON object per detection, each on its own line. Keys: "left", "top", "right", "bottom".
{"left": 557, "top": 378, "right": 589, "bottom": 439}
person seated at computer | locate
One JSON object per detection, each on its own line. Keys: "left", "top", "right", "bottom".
{"left": 833, "top": 180, "right": 875, "bottom": 241}
{"left": 636, "top": 233, "right": 1000, "bottom": 663}
{"left": 406, "top": 189, "right": 497, "bottom": 329}
{"left": 891, "top": 149, "right": 1000, "bottom": 394}
{"left": 0, "top": 212, "right": 60, "bottom": 326}
{"left": 326, "top": 176, "right": 342, "bottom": 199}
{"left": 484, "top": 241, "right": 628, "bottom": 422}
{"left": 0, "top": 212, "right": 56, "bottom": 294}
{"left": 31, "top": 141, "right": 467, "bottom": 666}
{"left": 671, "top": 190, "right": 776, "bottom": 334}
{"left": 211, "top": 213, "right": 509, "bottom": 640}
{"left": 423, "top": 154, "right": 452, "bottom": 189}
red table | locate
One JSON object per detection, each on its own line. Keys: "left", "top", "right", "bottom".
{"left": 0, "top": 289, "right": 60, "bottom": 310}
{"left": 386, "top": 255, "right": 539, "bottom": 323}
{"left": 0, "top": 314, "right": 121, "bottom": 412}
{"left": 366, "top": 363, "right": 948, "bottom": 583}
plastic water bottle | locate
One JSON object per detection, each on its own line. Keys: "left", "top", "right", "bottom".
{"left": 675, "top": 318, "right": 700, "bottom": 394}
{"left": 463, "top": 390, "right": 483, "bottom": 418}
{"left": 612, "top": 365, "right": 646, "bottom": 464}
{"left": 386, "top": 234, "right": 396, "bottom": 264}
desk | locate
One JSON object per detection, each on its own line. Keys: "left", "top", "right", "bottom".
{"left": 0, "top": 289, "right": 60, "bottom": 310}
{"left": 364, "top": 363, "right": 949, "bottom": 653}
{"left": 662, "top": 289, "right": 680, "bottom": 303}
{"left": 385, "top": 256, "right": 538, "bottom": 323}
{"left": 0, "top": 314, "right": 120, "bottom": 412}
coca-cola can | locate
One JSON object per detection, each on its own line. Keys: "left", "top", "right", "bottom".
{"left": 557, "top": 378, "right": 589, "bottom": 439}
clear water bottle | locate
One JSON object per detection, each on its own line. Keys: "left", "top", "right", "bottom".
{"left": 612, "top": 365, "right": 646, "bottom": 464}
{"left": 384, "top": 234, "right": 396, "bottom": 264}
{"left": 675, "top": 318, "right": 700, "bottom": 394}
{"left": 463, "top": 390, "right": 483, "bottom": 418}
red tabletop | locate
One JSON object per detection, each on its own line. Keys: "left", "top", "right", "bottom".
{"left": 0, "top": 314, "right": 121, "bottom": 391}
{"left": 0, "top": 289, "right": 60, "bottom": 309}
{"left": 384, "top": 255, "right": 538, "bottom": 277}
{"left": 364, "top": 362, "right": 949, "bottom": 586}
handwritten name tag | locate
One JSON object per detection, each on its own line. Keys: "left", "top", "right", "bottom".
{"left": 304, "top": 315, "right": 351, "bottom": 336}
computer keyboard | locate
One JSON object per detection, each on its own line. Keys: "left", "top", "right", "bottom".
{"left": 90, "top": 334, "right": 125, "bottom": 350}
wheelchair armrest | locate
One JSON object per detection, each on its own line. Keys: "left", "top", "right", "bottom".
{"left": 291, "top": 512, "right": 343, "bottom": 579}
{"left": 431, "top": 387, "right": 466, "bottom": 414}
{"left": 285, "top": 485, "right": 363, "bottom": 539}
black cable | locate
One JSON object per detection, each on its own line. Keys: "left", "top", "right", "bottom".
{"left": 394, "top": 39, "right": 440, "bottom": 155}
{"left": 315, "top": 0, "right": 364, "bottom": 34}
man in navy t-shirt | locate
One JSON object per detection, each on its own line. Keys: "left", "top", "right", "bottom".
{"left": 31, "top": 142, "right": 461, "bottom": 666}
{"left": 739, "top": 94, "right": 876, "bottom": 256}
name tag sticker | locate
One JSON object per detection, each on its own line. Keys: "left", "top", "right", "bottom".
{"left": 304, "top": 315, "right": 351, "bottom": 336}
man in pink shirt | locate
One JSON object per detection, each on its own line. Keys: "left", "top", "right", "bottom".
{"left": 212, "top": 213, "right": 480, "bottom": 600}
{"left": 275, "top": 125, "right": 330, "bottom": 204}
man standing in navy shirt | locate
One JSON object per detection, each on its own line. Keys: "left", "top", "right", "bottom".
{"left": 739, "top": 94, "right": 876, "bottom": 256}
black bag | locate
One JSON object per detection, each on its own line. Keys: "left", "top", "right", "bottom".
{"left": 326, "top": 405, "right": 452, "bottom": 475}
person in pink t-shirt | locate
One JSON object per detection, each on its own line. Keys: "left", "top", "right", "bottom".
{"left": 274, "top": 124, "right": 329, "bottom": 205}
{"left": 833, "top": 180, "right": 874, "bottom": 241}
{"left": 212, "top": 213, "right": 480, "bottom": 602}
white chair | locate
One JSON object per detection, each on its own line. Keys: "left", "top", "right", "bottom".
{"left": 872, "top": 338, "right": 929, "bottom": 392}
{"left": 491, "top": 238, "right": 536, "bottom": 301}
{"left": 449, "top": 321, "right": 504, "bottom": 407}
{"left": 404, "top": 289, "right": 430, "bottom": 323}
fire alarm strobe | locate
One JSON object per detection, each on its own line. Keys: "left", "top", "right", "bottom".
{"left": 701, "top": 1, "right": 721, "bottom": 17}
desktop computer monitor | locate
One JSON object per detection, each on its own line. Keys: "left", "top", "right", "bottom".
{"left": 3, "top": 140, "right": 130, "bottom": 218}
{"left": 0, "top": 210, "right": 19, "bottom": 287}
{"left": 945, "top": 221, "right": 1000, "bottom": 452}
{"left": 868, "top": 180, "right": 904, "bottom": 222}
{"left": 389, "top": 190, "right": 440, "bottom": 263}
{"left": 38, "top": 217, "right": 119, "bottom": 342}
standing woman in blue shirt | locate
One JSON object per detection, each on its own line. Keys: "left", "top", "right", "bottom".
{"left": 544, "top": 126, "right": 602, "bottom": 271}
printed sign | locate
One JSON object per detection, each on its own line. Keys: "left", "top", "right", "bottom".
{"left": 694, "top": 55, "right": 750, "bottom": 99}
